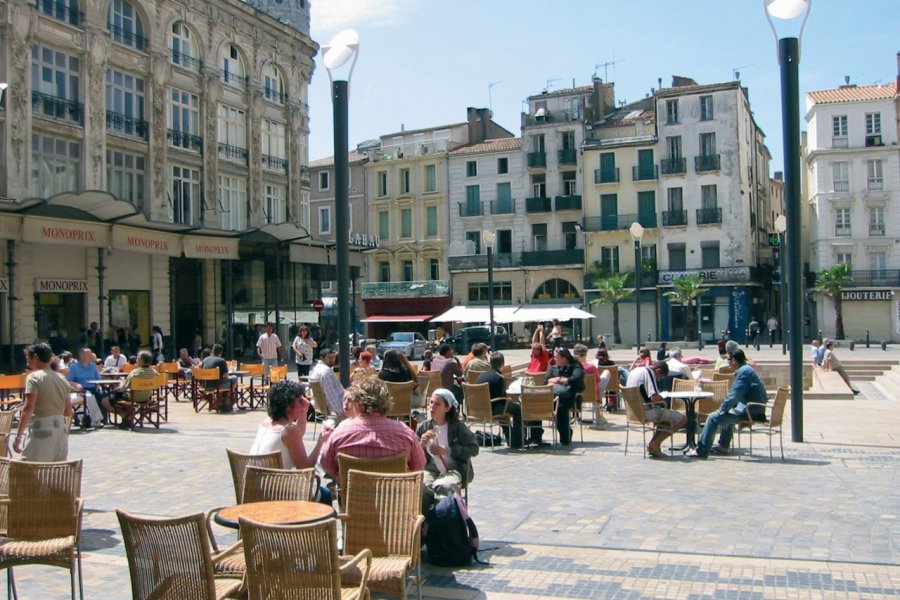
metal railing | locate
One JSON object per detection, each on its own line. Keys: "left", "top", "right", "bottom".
{"left": 527, "top": 152, "right": 546, "bottom": 168}
{"left": 261, "top": 87, "right": 287, "bottom": 104}
{"left": 458, "top": 202, "right": 483, "bottom": 217}
{"left": 360, "top": 279, "right": 450, "bottom": 298}
{"left": 842, "top": 269, "right": 900, "bottom": 288}
{"left": 582, "top": 213, "right": 656, "bottom": 232}
{"left": 262, "top": 155, "right": 288, "bottom": 171}
{"left": 106, "top": 111, "right": 148, "bottom": 139}
{"left": 554, "top": 195, "right": 582, "bottom": 211}
{"left": 167, "top": 129, "right": 203, "bottom": 152}
{"left": 558, "top": 148, "right": 577, "bottom": 164}
{"left": 696, "top": 207, "right": 722, "bottom": 225}
{"left": 594, "top": 168, "right": 619, "bottom": 184}
{"left": 522, "top": 109, "right": 578, "bottom": 125}
{"left": 661, "top": 210, "right": 688, "bottom": 227}
{"left": 218, "top": 143, "right": 248, "bottom": 163}
{"left": 867, "top": 179, "right": 884, "bottom": 191}
{"left": 660, "top": 157, "right": 686, "bottom": 175}
{"left": 695, "top": 154, "right": 721, "bottom": 172}
{"left": 108, "top": 23, "right": 148, "bottom": 51}
{"left": 40, "top": 0, "right": 83, "bottom": 26}
{"left": 490, "top": 199, "right": 515, "bottom": 215}
{"left": 525, "top": 197, "right": 552, "bottom": 213}
{"left": 171, "top": 50, "right": 201, "bottom": 71}
{"left": 32, "top": 91, "right": 82, "bottom": 123}
{"left": 835, "top": 226, "right": 851, "bottom": 237}
{"left": 831, "top": 137, "right": 849, "bottom": 148}
{"left": 448, "top": 253, "right": 522, "bottom": 271}
{"left": 221, "top": 70, "right": 248, "bottom": 88}
{"left": 632, "top": 164, "right": 658, "bottom": 181}
{"left": 833, "top": 181, "right": 850, "bottom": 192}
{"left": 521, "top": 248, "right": 584, "bottom": 267}
{"left": 869, "top": 223, "right": 885, "bottom": 236}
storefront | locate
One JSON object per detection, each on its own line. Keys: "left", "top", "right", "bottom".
{"left": 818, "top": 288, "right": 897, "bottom": 342}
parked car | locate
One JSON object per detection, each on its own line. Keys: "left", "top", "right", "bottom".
{"left": 376, "top": 332, "right": 428, "bottom": 359}
{"left": 446, "top": 325, "right": 509, "bottom": 355}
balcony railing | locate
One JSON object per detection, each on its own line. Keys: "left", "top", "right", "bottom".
{"left": 32, "top": 91, "right": 83, "bottom": 124}
{"left": 221, "top": 70, "right": 248, "bottom": 88}
{"left": 695, "top": 154, "right": 721, "bottom": 172}
{"left": 361, "top": 279, "right": 450, "bottom": 298}
{"left": 167, "top": 129, "right": 203, "bottom": 152}
{"left": 835, "top": 226, "right": 851, "bottom": 237}
{"left": 262, "top": 155, "right": 288, "bottom": 171}
{"left": 525, "top": 197, "right": 552, "bottom": 213}
{"left": 867, "top": 179, "right": 884, "bottom": 191}
{"left": 582, "top": 213, "right": 656, "bottom": 232}
{"left": 448, "top": 253, "right": 522, "bottom": 271}
{"left": 555, "top": 195, "right": 582, "bottom": 211}
{"left": 40, "top": 0, "right": 83, "bottom": 26}
{"left": 660, "top": 157, "right": 686, "bottom": 175}
{"left": 300, "top": 165, "right": 310, "bottom": 183}
{"left": 522, "top": 109, "right": 578, "bottom": 125}
{"left": 171, "top": 50, "right": 201, "bottom": 71}
{"left": 218, "top": 143, "right": 248, "bottom": 163}
{"left": 832, "top": 137, "right": 849, "bottom": 148}
{"left": 558, "top": 148, "right": 577, "bottom": 165}
{"left": 869, "top": 223, "right": 885, "bottom": 236}
{"left": 662, "top": 209, "right": 688, "bottom": 227}
{"left": 106, "top": 111, "right": 148, "bottom": 139}
{"left": 527, "top": 152, "right": 546, "bottom": 168}
{"left": 458, "top": 202, "right": 483, "bottom": 217}
{"left": 521, "top": 248, "right": 584, "bottom": 267}
{"left": 594, "top": 168, "right": 619, "bottom": 184}
{"left": 261, "top": 87, "right": 287, "bottom": 105}
{"left": 842, "top": 270, "right": 900, "bottom": 288}
{"left": 632, "top": 165, "right": 658, "bottom": 181}
{"left": 696, "top": 207, "right": 722, "bottom": 225}
{"left": 108, "top": 23, "right": 148, "bottom": 51}
{"left": 490, "top": 199, "right": 515, "bottom": 215}
{"left": 833, "top": 181, "right": 850, "bottom": 192}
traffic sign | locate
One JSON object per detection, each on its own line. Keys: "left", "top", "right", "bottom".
{"left": 313, "top": 298, "right": 325, "bottom": 313}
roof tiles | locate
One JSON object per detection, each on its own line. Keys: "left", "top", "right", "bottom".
{"left": 808, "top": 83, "right": 897, "bottom": 105}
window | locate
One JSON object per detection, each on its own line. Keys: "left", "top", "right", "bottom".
{"left": 377, "top": 171, "right": 388, "bottom": 196}
{"left": 400, "top": 208, "right": 412, "bottom": 238}
{"left": 636, "top": 148, "right": 655, "bottom": 179}
{"left": 532, "top": 223, "right": 547, "bottom": 252}
{"left": 220, "top": 44, "right": 246, "bottom": 88}
{"left": 465, "top": 185, "right": 480, "bottom": 215}
{"left": 869, "top": 206, "right": 885, "bottom": 236}
{"left": 106, "top": 149, "right": 145, "bottom": 207}
{"left": 108, "top": 0, "right": 145, "bottom": 51}
{"left": 835, "top": 207, "right": 851, "bottom": 236}
{"left": 468, "top": 281, "right": 512, "bottom": 303}
{"left": 699, "top": 132, "right": 717, "bottom": 156}
{"left": 562, "top": 171, "right": 577, "bottom": 195}
{"left": 40, "top": 0, "right": 80, "bottom": 26}
{"left": 265, "top": 184, "right": 285, "bottom": 224}
{"left": 170, "top": 22, "right": 198, "bottom": 71}
{"left": 168, "top": 88, "right": 200, "bottom": 148}
{"left": 667, "top": 187, "right": 683, "bottom": 211}
{"left": 666, "top": 136, "right": 682, "bottom": 159}
{"left": 319, "top": 171, "right": 330, "bottom": 191}
{"left": 466, "top": 161, "right": 477, "bottom": 177}
{"left": 531, "top": 173, "right": 546, "bottom": 198}
{"left": 701, "top": 241, "right": 720, "bottom": 269}
{"left": 171, "top": 165, "right": 200, "bottom": 225}
{"left": 562, "top": 222, "right": 577, "bottom": 250}
{"left": 641, "top": 244, "right": 657, "bottom": 266}
{"left": 318, "top": 206, "right": 331, "bottom": 235}
{"left": 261, "top": 120, "right": 286, "bottom": 170}
{"left": 560, "top": 130, "right": 576, "bottom": 150}
{"left": 600, "top": 246, "right": 619, "bottom": 273}
{"left": 426, "top": 206, "right": 438, "bottom": 237}
{"left": 531, "top": 134, "right": 545, "bottom": 153}
{"left": 637, "top": 191, "right": 655, "bottom": 222}
{"left": 399, "top": 168, "right": 410, "bottom": 194}
{"left": 867, "top": 159, "right": 883, "bottom": 190}
{"left": 865, "top": 112, "right": 881, "bottom": 135}
{"left": 402, "top": 260, "right": 414, "bottom": 282}
{"left": 701, "top": 185, "right": 718, "bottom": 209}
{"left": 870, "top": 252, "right": 887, "bottom": 274}
{"left": 31, "top": 44, "right": 81, "bottom": 122}
{"left": 600, "top": 194, "right": 618, "bottom": 230}
{"left": 665, "top": 99, "right": 678, "bottom": 124}
{"left": 496, "top": 183, "right": 512, "bottom": 213}
{"left": 832, "top": 162, "right": 850, "bottom": 192}
{"left": 833, "top": 115, "right": 848, "bottom": 137}
{"left": 219, "top": 175, "right": 247, "bottom": 231}
{"left": 598, "top": 152, "right": 617, "bottom": 183}
{"left": 497, "top": 230, "right": 512, "bottom": 254}
{"left": 429, "top": 259, "right": 440, "bottom": 280}
{"left": 378, "top": 211, "right": 389, "bottom": 240}
{"left": 378, "top": 262, "right": 390, "bottom": 282}
{"left": 836, "top": 252, "right": 852, "bottom": 265}
{"left": 217, "top": 104, "right": 247, "bottom": 161}
{"left": 497, "top": 157, "right": 508, "bottom": 174}
{"left": 668, "top": 243, "right": 686, "bottom": 270}
{"left": 262, "top": 64, "right": 285, "bottom": 104}
{"left": 700, "top": 95, "right": 714, "bottom": 120}
{"left": 32, "top": 134, "right": 80, "bottom": 197}
{"left": 465, "top": 231, "right": 482, "bottom": 255}
{"left": 424, "top": 164, "right": 436, "bottom": 192}
{"left": 105, "top": 69, "right": 145, "bottom": 137}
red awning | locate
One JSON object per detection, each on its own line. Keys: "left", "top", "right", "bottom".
{"left": 359, "top": 314, "right": 433, "bottom": 323}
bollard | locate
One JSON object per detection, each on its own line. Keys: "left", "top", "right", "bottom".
{"left": 698, "top": 339, "right": 705, "bottom": 351}
{"left": 818, "top": 329, "right": 823, "bottom": 341}
{"left": 866, "top": 330, "right": 870, "bottom": 348}
{"left": 849, "top": 340, "right": 855, "bottom": 351}
{"left": 647, "top": 333, "right": 651, "bottom": 342}
{"left": 882, "top": 341, "right": 888, "bottom": 351}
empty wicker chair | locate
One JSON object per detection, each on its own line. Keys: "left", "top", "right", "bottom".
{"left": 240, "top": 516, "right": 371, "bottom": 600}
{"left": 309, "top": 379, "right": 339, "bottom": 437}
{"left": 0, "top": 411, "right": 14, "bottom": 459}
{"left": 737, "top": 386, "right": 789, "bottom": 461}
{"left": 226, "top": 448, "right": 284, "bottom": 505}
{"left": 241, "top": 466, "right": 319, "bottom": 503}
{"left": 117, "top": 509, "right": 241, "bottom": 600}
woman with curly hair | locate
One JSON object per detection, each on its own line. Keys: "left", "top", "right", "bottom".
{"left": 250, "top": 379, "right": 332, "bottom": 504}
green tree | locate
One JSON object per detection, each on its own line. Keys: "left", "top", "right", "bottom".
{"left": 590, "top": 272, "right": 634, "bottom": 345}
{"left": 814, "top": 263, "right": 853, "bottom": 340}
{"left": 663, "top": 274, "right": 705, "bottom": 342}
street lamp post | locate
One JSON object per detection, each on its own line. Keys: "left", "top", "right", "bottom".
{"left": 483, "top": 231, "right": 496, "bottom": 351}
{"left": 774, "top": 214, "right": 788, "bottom": 356}
{"left": 765, "top": 0, "right": 810, "bottom": 442}
{"left": 322, "top": 29, "right": 360, "bottom": 388}
{"left": 630, "top": 222, "right": 644, "bottom": 349}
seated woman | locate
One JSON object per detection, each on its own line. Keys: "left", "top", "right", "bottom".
{"left": 350, "top": 351, "right": 378, "bottom": 384}
{"left": 629, "top": 347, "right": 652, "bottom": 371}
{"left": 572, "top": 344, "right": 608, "bottom": 427}
{"left": 250, "top": 379, "right": 333, "bottom": 505}
{"left": 378, "top": 349, "right": 414, "bottom": 384}
{"left": 416, "top": 388, "right": 478, "bottom": 506}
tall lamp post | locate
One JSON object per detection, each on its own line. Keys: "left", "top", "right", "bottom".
{"left": 322, "top": 29, "right": 360, "bottom": 387}
{"left": 483, "top": 231, "right": 496, "bottom": 351}
{"left": 630, "top": 222, "right": 644, "bottom": 349}
{"left": 765, "top": 0, "right": 810, "bottom": 442}
{"left": 774, "top": 214, "right": 788, "bottom": 356}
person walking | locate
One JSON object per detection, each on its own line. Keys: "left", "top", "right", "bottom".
{"left": 151, "top": 325, "right": 165, "bottom": 364}
{"left": 291, "top": 324, "right": 317, "bottom": 377}
{"left": 14, "top": 343, "right": 73, "bottom": 461}
{"left": 256, "top": 322, "right": 283, "bottom": 376}
{"left": 767, "top": 315, "right": 779, "bottom": 347}
{"left": 748, "top": 317, "right": 760, "bottom": 350}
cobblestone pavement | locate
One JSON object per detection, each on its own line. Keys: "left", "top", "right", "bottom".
{"left": 10, "top": 346, "right": 900, "bottom": 598}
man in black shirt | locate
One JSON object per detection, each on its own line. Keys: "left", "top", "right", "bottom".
{"left": 201, "top": 344, "right": 236, "bottom": 411}
{"left": 477, "top": 352, "right": 523, "bottom": 449}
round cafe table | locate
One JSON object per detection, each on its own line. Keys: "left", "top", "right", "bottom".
{"left": 214, "top": 500, "right": 335, "bottom": 529}
{"left": 660, "top": 390, "right": 715, "bottom": 449}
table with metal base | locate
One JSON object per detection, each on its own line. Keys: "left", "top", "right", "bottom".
{"left": 661, "top": 391, "right": 715, "bottom": 449}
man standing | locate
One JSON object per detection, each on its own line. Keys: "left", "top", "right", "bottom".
{"left": 748, "top": 317, "right": 760, "bottom": 349}
{"left": 689, "top": 349, "right": 767, "bottom": 458}
{"left": 256, "top": 322, "right": 283, "bottom": 376}
{"left": 309, "top": 349, "right": 345, "bottom": 417}
{"left": 14, "top": 343, "right": 73, "bottom": 461}
{"left": 476, "top": 352, "right": 523, "bottom": 449}
{"left": 103, "top": 345, "right": 127, "bottom": 370}
{"left": 767, "top": 315, "right": 779, "bottom": 347}
{"left": 625, "top": 361, "right": 687, "bottom": 458}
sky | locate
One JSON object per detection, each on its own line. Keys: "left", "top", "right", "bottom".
{"left": 307, "top": 0, "right": 899, "bottom": 175}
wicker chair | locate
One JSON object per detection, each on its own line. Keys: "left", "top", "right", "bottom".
{"left": 462, "top": 382, "right": 511, "bottom": 450}
{"left": 242, "top": 466, "right": 319, "bottom": 503}
{"left": 241, "top": 516, "right": 371, "bottom": 600}
{"left": 339, "top": 470, "right": 424, "bottom": 600}
{"left": 308, "top": 379, "right": 339, "bottom": 437}
{"left": 225, "top": 448, "right": 284, "bottom": 505}
{"left": 0, "top": 411, "right": 14, "bottom": 459}
{"left": 519, "top": 384, "right": 557, "bottom": 447}
{"left": 336, "top": 452, "right": 408, "bottom": 509}
{"left": 576, "top": 372, "right": 600, "bottom": 425}
{"left": 622, "top": 387, "right": 675, "bottom": 458}
{"left": 117, "top": 509, "right": 242, "bottom": 600}
{"left": 736, "top": 386, "right": 789, "bottom": 461}
{"left": 384, "top": 381, "right": 415, "bottom": 423}
{"left": 597, "top": 365, "right": 620, "bottom": 412}
{"left": 0, "top": 458, "right": 84, "bottom": 600}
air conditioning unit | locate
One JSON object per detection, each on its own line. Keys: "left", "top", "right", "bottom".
{"left": 865, "top": 134, "right": 883, "bottom": 147}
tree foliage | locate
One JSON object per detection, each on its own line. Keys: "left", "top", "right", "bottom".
{"left": 814, "top": 263, "right": 853, "bottom": 339}
{"left": 663, "top": 274, "right": 705, "bottom": 342}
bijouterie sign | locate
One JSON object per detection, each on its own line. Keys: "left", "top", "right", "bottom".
{"left": 840, "top": 290, "right": 894, "bottom": 301}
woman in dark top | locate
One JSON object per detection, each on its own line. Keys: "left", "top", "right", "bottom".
{"left": 543, "top": 347, "right": 584, "bottom": 446}
{"left": 378, "top": 349, "right": 415, "bottom": 383}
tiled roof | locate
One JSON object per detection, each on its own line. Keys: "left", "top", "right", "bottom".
{"left": 528, "top": 85, "right": 593, "bottom": 100}
{"left": 808, "top": 83, "right": 897, "bottom": 105}
{"left": 308, "top": 151, "right": 367, "bottom": 168}
{"left": 449, "top": 138, "right": 522, "bottom": 155}
{"left": 381, "top": 122, "right": 467, "bottom": 139}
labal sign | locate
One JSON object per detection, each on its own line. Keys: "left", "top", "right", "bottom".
{"left": 659, "top": 267, "right": 751, "bottom": 284}
{"left": 349, "top": 231, "right": 379, "bottom": 248}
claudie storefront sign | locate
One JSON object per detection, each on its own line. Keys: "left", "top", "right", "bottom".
{"left": 658, "top": 267, "right": 751, "bottom": 284}
{"left": 35, "top": 279, "right": 88, "bottom": 293}
{"left": 840, "top": 289, "right": 894, "bottom": 302}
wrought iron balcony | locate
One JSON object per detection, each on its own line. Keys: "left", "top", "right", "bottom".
{"left": 632, "top": 165, "right": 658, "bottom": 181}
{"left": 555, "top": 195, "right": 582, "bottom": 211}
{"left": 167, "top": 129, "right": 203, "bottom": 152}
{"left": 261, "top": 155, "right": 288, "bottom": 171}
{"left": 835, "top": 226, "right": 851, "bottom": 237}
{"left": 221, "top": 70, "right": 248, "bottom": 88}
{"left": 558, "top": 148, "right": 577, "bottom": 165}
{"left": 32, "top": 92, "right": 82, "bottom": 124}
{"left": 660, "top": 157, "right": 686, "bottom": 175}
{"left": 582, "top": 213, "right": 656, "bottom": 232}
{"left": 40, "top": 0, "right": 83, "bottom": 26}
{"left": 458, "top": 202, "right": 483, "bottom": 217}
{"left": 525, "top": 197, "right": 552, "bottom": 213}
{"left": 833, "top": 181, "right": 850, "bottom": 192}
{"left": 867, "top": 179, "right": 884, "bottom": 191}
{"left": 218, "top": 143, "right": 248, "bottom": 162}
{"left": 527, "top": 152, "right": 546, "bottom": 168}
{"left": 108, "top": 23, "right": 148, "bottom": 51}
{"left": 662, "top": 210, "right": 688, "bottom": 227}
{"left": 361, "top": 279, "right": 450, "bottom": 299}
{"left": 106, "top": 111, "right": 148, "bottom": 139}
{"left": 448, "top": 253, "right": 522, "bottom": 272}
{"left": 521, "top": 248, "right": 584, "bottom": 267}
{"left": 696, "top": 207, "right": 722, "bottom": 225}
{"left": 171, "top": 50, "right": 201, "bottom": 71}
{"left": 491, "top": 198, "right": 515, "bottom": 215}
{"left": 869, "top": 223, "right": 885, "bottom": 236}
{"left": 594, "top": 168, "right": 619, "bottom": 184}
{"left": 831, "top": 137, "right": 849, "bottom": 148}
{"left": 262, "top": 87, "right": 287, "bottom": 104}
{"left": 695, "top": 154, "right": 721, "bottom": 172}
{"left": 842, "top": 270, "right": 900, "bottom": 288}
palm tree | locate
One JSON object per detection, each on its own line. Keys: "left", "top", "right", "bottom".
{"left": 590, "top": 273, "right": 634, "bottom": 345}
{"left": 814, "top": 263, "right": 853, "bottom": 339}
{"left": 663, "top": 274, "right": 705, "bottom": 342}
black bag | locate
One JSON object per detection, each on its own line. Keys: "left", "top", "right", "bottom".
{"left": 474, "top": 430, "right": 502, "bottom": 447}
{"left": 424, "top": 493, "right": 481, "bottom": 566}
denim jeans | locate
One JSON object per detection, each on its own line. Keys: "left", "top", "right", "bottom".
{"left": 261, "top": 357, "right": 278, "bottom": 376}
{"left": 697, "top": 409, "right": 746, "bottom": 454}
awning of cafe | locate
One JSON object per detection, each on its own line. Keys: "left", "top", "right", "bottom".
{"left": 360, "top": 314, "right": 433, "bottom": 323}
{"left": 432, "top": 304, "right": 594, "bottom": 324}
{"left": 430, "top": 306, "right": 491, "bottom": 323}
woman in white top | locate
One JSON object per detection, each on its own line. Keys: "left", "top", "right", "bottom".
{"left": 291, "top": 325, "right": 318, "bottom": 378}
{"left": 548, "top": 319, "right": 563, "bottom": 349}
{"left": 250, "top": 379, "right": 333, "bottom": 503}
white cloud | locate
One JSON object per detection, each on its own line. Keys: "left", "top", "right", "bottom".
{"left": 312, "top": 0, "right": 415, "bottom": 35}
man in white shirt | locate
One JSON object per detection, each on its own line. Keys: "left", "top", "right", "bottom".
{"left": 666, "top": 348, "right": 692, "bottom": 380}
{"left": 103, "top": 346, "right": 127, "bottom": 370}
{"left": 767, "top": 315, "right": 779, "bottom": 347}
{"left": 309, "top": 349, "right": 345, "bottom": 417}
{"left": 625, "top": 362, "right": 687, "bottom": 458}
{"left": 256, "top": 322, "right": 283, "bottom": 376}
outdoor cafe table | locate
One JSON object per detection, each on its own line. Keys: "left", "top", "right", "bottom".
{"left": 214, "top": 500, "right": 335, "bottom": 529}
{"left": 660, "top": 390, "right": 714, "bottom": 449}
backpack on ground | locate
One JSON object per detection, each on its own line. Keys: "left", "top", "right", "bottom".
{"left": 474, "top": 430, "right": 502, "bottom": 447}
{"left": 424, "top": 492, "right": 482, "bottom": 566}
